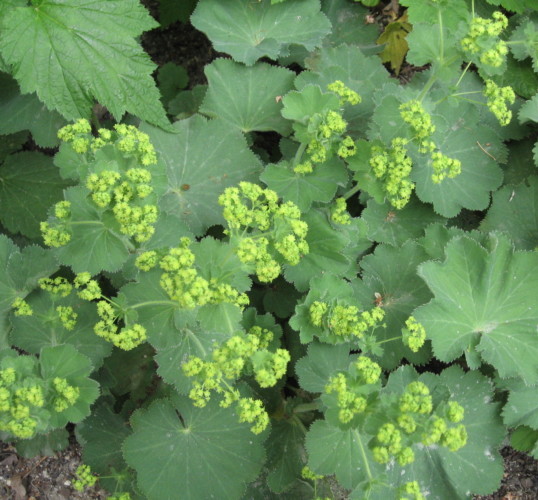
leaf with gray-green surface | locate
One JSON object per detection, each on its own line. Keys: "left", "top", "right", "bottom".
{"left": 123, "top": 394, "right": 266, "bottom": 500}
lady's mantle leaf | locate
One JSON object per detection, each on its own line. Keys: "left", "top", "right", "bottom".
{"left": 480, "top": 177, "right": 538, "bottom": 251}
{"left": 0, "top": 0, "right": 169, "bottom": 127}
{"left": 141, "top": 116, "right": 262, "bottom": 235}
{"left": 191, "top": 0, "right": 331, "bottom": 66}
{"left": 415, "top": 234, "right": 538, "bottom": 384}
{"left": 381, "top": 365, "right": 505, "bottom": 498}
{"left": 501, "top": 378, "right": 538, "bottom": 430}
{"left": 200, "top": 59, "right": 295, "bottom": 135}
{"left": 123, "top": 394, "right": 266, "bottom": 500}
{"left": 0, "top": 152, "right": 70, "bottom": 238}
{"left": 261, "top": 158, "right": 348, "bottom": 212}
{"left": 0, "top": 73, "right": 66, "bottom": 147}
{"left": 353, "top": 241, "right": 433, "bottom": 369}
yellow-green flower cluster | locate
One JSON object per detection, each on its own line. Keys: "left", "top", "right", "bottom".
{"left": 253, "top": 349, "right": 290, "bottom": 388}
{"left": 157, "top": 238, "right": 248, "bottom": 309}
{"left": 460, "top": 12, "right": 508, "bottom": 68}
{"left": 56, "top": 306, "right": 77, "bottom": 330}
{"left": 301, "top": 466, "right": 324, "bottom": 481}
{"left": 398, "top": 481, "right": 425, "bottom": 500}
{"left": 219, "top": 183, "right": 309, "bottom": 282}
{"left": 430, "top": 151, "right": 462, "bottom": 184}
{"left": 309, "top": 300, "right": 385, "bottom": 340}
{"left": 52, "top": 377, "right": 80, "bottom": 412}
{"left": 57, "top": 119, "right": 92, "bottom": 153}
{"left": 370, "top": 138, "right": 414, "bottom": 209}
{"left": 183, "top": 327, "right": 285, "bottom": 434}
{"left": 237, "top": 397, "right": 269, "bottom": 434}
{"left": 74, "top": 272, "right": 102, "bottom": 301}
{"left": 402, "top": 316, "right": 426, "bottom": 352}
{"left": 372, "top": 422, "right": 415, "bottom": 466}
{"left": 396, "top": 381, "right": 468, "bottom": 452}
{"left": 135, "top": 250, "right": 158, "bottom": 271}
{"left": 72, "top": 464, "right": 97, "bottom": 492}
{"left": 11, "top": 297, "right": 33, "bottom": 316}
{"left": 58, "top": 120, "right": 157, "bottom": 166}
{"left": 94, "top": 300, "right": 147, "bottom": 350}
{"left": 483, "top": 80, "right": 515, "bottom": 126}
{"left": 0, "top": 369, "right": 45, "bottom": 439}
{"left": 39, "top": 277, "right": 73, "bottom": 297}
{"left": 327, "top": 80, "right": 361, "bottom": 106}
{"left": 400, "top": 100, "right": 436, "bottom": 141}
{"left": 108, "top": 494, "right": 131, "bottom": 500}
{"left": 331, "top": 197, "right": 351, "bottom": 225}
{"left": 399, "top": 381, "right": 433, "bottom": 415}
{"left": 325, "top": 373, "right": 367, "bottom": 424}
{"left": 40, "top": 221, "right": 71, "bottom": 248}
{"left": 354, "top": 356, "right": 382, "bottom": 384}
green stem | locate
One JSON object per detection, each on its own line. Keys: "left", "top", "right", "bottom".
{"left": 292, "top": 142, "right": 307, "bottom": 169}
{"left": 342, "top": 182, "right": 361, "bottom": 200}
{"left": 454, "top": 61, "right": 472, "bottom": 88}
{"left": 418, "top": 72, "right": 438, "bottom": 102}
{"left": 353, "top": 430, "right": 373, "bottom": 481}
{"left": 376, "top": 336, "right": 402, "bottom": 345}
{"left": 291, "top": 414, "right": 308, "bottom": 435}
{"left": 127, "top": 300, "right": 178, "bottom": 309}
{"left": 293, "top": 401, "right": 320, "bottom": 414}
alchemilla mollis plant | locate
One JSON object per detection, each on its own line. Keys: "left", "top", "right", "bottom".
{"left": 0, "top": 0, "right": 537, "bottom": 498}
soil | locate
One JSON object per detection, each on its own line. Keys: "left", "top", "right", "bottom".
{"left": 1, "top": 2, "right": 536, "bottom": 499}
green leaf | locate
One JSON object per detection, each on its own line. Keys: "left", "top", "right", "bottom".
{"left": 353, "top": 240, "right": 434, "bottom": 368}
{"left": 123, "top": 394, "right": 266, "bottom": 500}
{"left": 486, "top": 0, "right": 537, "bottom": 13}
{"left": 415, "top": 234, "right": 538, "bottom": 384}
{"left": 480, "top": 177, "right": 538, "bottom": 250}
{"left": 14, "top": 428, "right": 68, "bottom": 458}
{"left": 10, "top": 290, "right": 111, "bottom": 368}
{"left": 0, "top": 0, "right": 169, "bottom": 127}
{"left": 141, "top": 116, "right": 262, "bottom": 235}
{"left": 518, "top": 92, "right": 538, "bottom": 123}
{"left": 401, "top": 0, "right": 468, "bottom": 29}
{"left": 510, "top": 426, "right": 538, "bottom": 458}
{"left": 191, "top": 0, "right": 331, "bottom": 66}
{"left": 54, "top": 187, "right": 132, "bottom": 274}
{"left": 290, "top": 273, "right": 357, "bottom": 344}
{"left": 0, "top": 152, "right": 70, "bottom": 238}
{"left": 168, "top": 85, "right": 207, "bottom": 119}
{"left": 509, "top": 14, "right": 538, "bottom": 71}
{"left": 361, "top": 196, "right": 445, "bottom": 247}
{"left": 306, "top": 419, "right": 384, "bottom": 489}
{"left": 39, "top": 344, "right": 100, "bottom": 428}
{"left": 284, "top": 209, "right": 351, "bottom": 292}
{"left": 158, "top": 0, "right": 198, "bottom": 26}
{"left": 321, "top": 0, "right": 380, "bottom": 54}
{"left": 157, "top": 63, "right": 189, "bottom": 107}
{"left": 200, "top": 59, "right": 295, "bottom": 134}
{"left": 78, "top": 400, "right": 136, "bottom": 495}
{"left": 0, "top": 236, "right": 57, "bottom": 320}
{"left": 295, "top": 341, "right": 350, "bottom": 393}
{"left": 265, "top": 419, "right": 306, "bottom": 493}
{"left": 261, "top": 158, "right": 348, "bottom": 212}
{"left": 0, "top": 73, "right": 66, "bottom": 147}
{"left": 295, "top": 45, "right": 390, "bottom": 135}
{"left": 501, "top": 378, "right": 538, "bottom": 429}
{"left": 380, "top": 365, "right": 505, "bottom": 498}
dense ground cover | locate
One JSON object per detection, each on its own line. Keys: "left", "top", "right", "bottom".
{"left": 0, "top": 1, "right": 537, "bottom": 499}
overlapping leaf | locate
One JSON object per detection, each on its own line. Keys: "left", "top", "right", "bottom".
{"left": 141, "top": 117, "right": 262, "bottom": 235}
{"left": 0, "top": 73, "right": 66, "bottom": 147}
{"left": 360, "top": 196, "right": 445, "bottom": 247}
{"left": 0, "top": 0, "right": 169, "bottom": 127}
{"left": 415, "top": 234, "right": 538, "bottom": 384}
{"left": 200, "top": 59, "right": 295, "bottom": 134}
{"left": 295, "top": 45, "right": 390, "bottom": 135}
{"left": 191, "top": 0, "right": 331, "bottom": 65}
{"left": 261, "top": 158, "right": 348, "bottom": 212}
{"left": 377, "top": 365, "right": 505, "bottom": 499}
{"left": 480, "top": 177, "right": 538, "bottom": 250}
{"left": 352, "top": 240, "right": 433, "bottom": 368}
{"left": 0, "top": 152, "right": 70, "bottom": 238}
{"left": 123, "top": 394, "right": 266, "bottom": 500}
